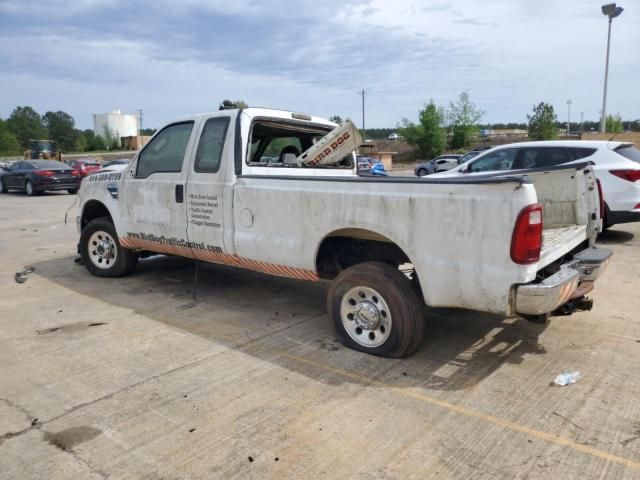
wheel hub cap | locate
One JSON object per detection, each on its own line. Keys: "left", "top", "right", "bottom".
{"left": 340, "top": 286, "right": 392, "bottom": 348}
{"left": 354, "top": 301, "right": 380, "bottom": 330}
{"left": 88, "top": 231, "right": 117, "bottom": 269}
{"left": 96, "top": 240, "right": 112, "bottom": 258}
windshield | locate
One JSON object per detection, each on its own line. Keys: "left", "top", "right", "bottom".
{"left": 615, "top": 145, "right": 640, "bottom": 163}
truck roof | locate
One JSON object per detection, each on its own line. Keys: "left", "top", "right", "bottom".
{"left": 171, "top": 107, "right": 337, "bottom": 128}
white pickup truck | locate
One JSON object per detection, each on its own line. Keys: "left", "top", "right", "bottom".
{"left": 76, "top": 108, "right": 612, "bottom": 358}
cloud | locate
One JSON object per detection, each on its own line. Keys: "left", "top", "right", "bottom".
{"left": 452, "top": 17, "right": 494, "bottom": 26}
{"left": 0, "top": 0, "right": 638, "bottom": 128}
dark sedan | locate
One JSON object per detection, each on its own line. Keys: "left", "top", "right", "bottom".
{"left": 0, "top": 160, "right": 81, "bottom": 195}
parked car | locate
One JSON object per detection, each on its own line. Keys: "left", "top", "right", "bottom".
{"left": 102, "top": 159, "right": 130, "bottom": 168}
{"left": 76, "top": 108, "right": 610, "bottom": 358}
{"left": 0, "top": 159, "right": 81, "bottom": 195}
{"left": 66, "top": 159, "right": 102, "bottom": 178}
{"left": 415, "top": 154, "right": 463, "bottom": 176}
{"left": 356, "top": 155, "right": 373, "bottom": 175}
{"left": 433, "top": 140, "right": 640, "bottom": 227}
{"left": 388, "top": 133, "right": 400, "bottom": 141}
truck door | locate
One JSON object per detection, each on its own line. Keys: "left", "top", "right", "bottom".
{"left": 118, "top": 121, "right": 196, "bottom": 254}
{"left": 184, "top": 116, "right": 231, "bottom": 259}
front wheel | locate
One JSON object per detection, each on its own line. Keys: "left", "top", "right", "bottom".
{"left": 68, "top": 189, "right": 78, "bottom": 194}
{"left": 25, "top": 181, "right": 38, "bottom": 196}
{"left": 0, "top": 180, "right": 6, "bottom": 193}
{"left": 80, "top": 217, "right": 138, "bottom": 277}
{"left": 417, "top": 169, "right": 428, "bottom": 177}
{"left": 327, "top": 262, "right": 425, "bottom": 358}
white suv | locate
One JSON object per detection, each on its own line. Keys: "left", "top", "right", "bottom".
{"left": 433, "top": 140, "right": 640, "bottom": 228}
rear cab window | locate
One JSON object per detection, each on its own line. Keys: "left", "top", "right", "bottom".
{"left": 615, "top": 145, "right": 640, "bottom": 163}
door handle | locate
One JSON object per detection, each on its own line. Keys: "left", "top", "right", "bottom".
{"left": 175, "top": 184, "right": 184, "bottom": 203}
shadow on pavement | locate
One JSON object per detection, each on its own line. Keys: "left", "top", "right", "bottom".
{"left": 32, "top": 254, "right": 549, "bottom": 392}
{"left": 597, "top": 227, "right": 635, "bottom": 245}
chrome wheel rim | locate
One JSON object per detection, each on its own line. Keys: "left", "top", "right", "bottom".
{"left": 88, "top": 230, "right": 118, "bottom": 269}
{"left": 418, "top": 170, "right": 427, "bottom": 177}
{"left": 340, "top": 286, "right": 392, "bottom": 348}
{"left": 26, "top": 182, "right": 33, "bottom": 195}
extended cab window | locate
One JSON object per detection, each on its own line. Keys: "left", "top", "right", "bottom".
{"left": 136, "top": 122, "right": 193, "bottom": 178}
{"left": 468, "top": 149, "right": 517, "bottom": 172}
{"left": 195, "top": 117, "right": 230, "bottom": 173}
{"left": 248, "top": 120, "right": 353, "bottom": 168}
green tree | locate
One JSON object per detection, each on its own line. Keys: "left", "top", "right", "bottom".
{"left": 102, "top": 125, "right": 121, "bottom": 150}
{"left": 605, "top": 114, "right": 623, "bottom": 133}
{"left": 527, "top": 102, "right": 558, "bottom": 140}
{"left": 399, "top": 100, "right": 445, "bottom": 159}
{"left": 448, "top": 91, "right": 484, "bottom": 148}
{"left": 328, "top": 115, "right": 343, "bottom": 125}
{"left": 219, "top": 99, "right": 248, "bottom": 110}
{"left": 42, "top": 111, "right": 77, "bottom": 151}
{"left": 6, "top": 106, "right": 46, "bottom": 149}
{"left": 0, "top": 119, "right": 21, "bottom": 154}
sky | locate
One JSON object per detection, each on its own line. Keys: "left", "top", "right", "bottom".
{"left": 0, "top": 0, "right": 638, "bottom": 130}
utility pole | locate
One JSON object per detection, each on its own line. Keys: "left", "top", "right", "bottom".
{"left": 138, "top": 109, "right": 144, "bottom": 136}
{"left": 600, "top": 4, "right": 624, "bottom": 133}
{"left": 359, "top": 89, "right": 367, "bottom": 141}
{"left": 566, "top": 100, "right": 572, "bottom": 135}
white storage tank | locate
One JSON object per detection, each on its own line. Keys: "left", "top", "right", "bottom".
{"left": 93, "top": 110, "right": 139, "bottom": 140}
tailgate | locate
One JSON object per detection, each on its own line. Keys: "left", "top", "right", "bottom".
{"left": 523, "top": 164, "right": 600, "bottom": 267}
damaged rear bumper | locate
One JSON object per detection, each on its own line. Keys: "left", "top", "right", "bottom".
{"left": 514, "top": 246, "right": 612, "bottom": 316}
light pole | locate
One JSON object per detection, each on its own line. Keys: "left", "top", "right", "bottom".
{"left": 600, "top": 3, "right": 624, "bottom": 133}
{"left": 566, "top": 100, "right": 572, "bottom": 135}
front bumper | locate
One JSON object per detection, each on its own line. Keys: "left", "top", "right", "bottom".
{"left": 515, "top": 246, "right": 612, "bottom": 316}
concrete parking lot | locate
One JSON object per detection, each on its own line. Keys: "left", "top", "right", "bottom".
{"left": 1, "top": 192, "right": 639, "bottom": 479}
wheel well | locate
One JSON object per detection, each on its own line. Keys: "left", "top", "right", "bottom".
{"left": 81, "top": 200, "right": 113, "bottom": 229}
{"left": 316, "top": 229, "right": 412, "bottom": 280}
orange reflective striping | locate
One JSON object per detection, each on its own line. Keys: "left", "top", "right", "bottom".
{"left": 119, "top": 236, "right": 319, "bottom": 282}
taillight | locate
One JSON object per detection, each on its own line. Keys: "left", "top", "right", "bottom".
{"left": 596, "top": 179, "right": 605, "bottom": 220}
{"left": 511, "top": 203, "right": 543, "bottom": 265}
{"left": 609, "top": 169, "right": 640, "bottom": 183}
{"left": 34, "top": 170, "right": 54, "bottom": 177}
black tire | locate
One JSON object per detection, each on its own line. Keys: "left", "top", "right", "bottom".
{"left": 80, "top": 217, "right": 138, "bottom": 277}
{"left": 68, "top": 189, "right": 79, "bottom": 194}
{"left": 327, "top": 261, "right": 425, "bottom": 358}
{"left": 417, "top": 169, "right": 428, "bottom": 177}
{"left": 25, "top": 180, "right": 38, "bottom": 196}
{"left": 0, "top": 179, "right": 6, "bottom": 193}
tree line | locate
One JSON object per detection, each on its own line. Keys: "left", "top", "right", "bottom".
{"left": 0, "top": 106, "right": 156, "bottom": 156}
{"left": 394, "top": 93, "right": 639, "bottom": 160}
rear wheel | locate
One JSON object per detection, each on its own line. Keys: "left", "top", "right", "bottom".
{"left": 0, "top": 179, "right": 6, "bottom": 193}
{"left": 80, "top": 217, "right": 138, "bottom": 277}
{"left": 327, "top": 262, "right": 425, "bottom": 358}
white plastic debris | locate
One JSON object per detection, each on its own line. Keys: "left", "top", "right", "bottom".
{"left": 554, "top": 371, "right": 581, "bottom": 386}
